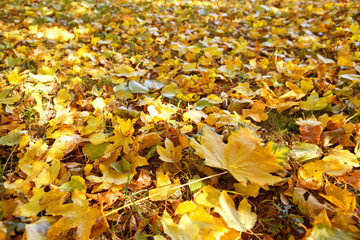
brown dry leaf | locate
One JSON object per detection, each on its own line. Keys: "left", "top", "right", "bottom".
{"left": 293, "top": 187, "right": 326, "bottom": 218}
{"left": 321, "top": 128, "right": 345, "bottom": 147}
{"left": 337, "top": 171, "right": 360, "bottom": 191}
{"left": 139, "top": 132, "right": 162, "bottom": 150}
{"left": 130, "top": 168, "right": 152, "bottom": 191}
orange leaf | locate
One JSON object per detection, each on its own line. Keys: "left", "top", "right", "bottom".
{"left": 242, "top": 100, "right": 268, "bottom": 122}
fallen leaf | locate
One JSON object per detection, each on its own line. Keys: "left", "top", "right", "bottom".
{"left": 46, "top": 202, "right": 102, "bottom": 240}
{"left": 293, "top": 187, "right": 326, "bottom": 218}
{"left": 149, "top": 171, "right": 181, "bottom": 201}
{"left": 337, "top": 171, "right": 360, "bottom": 191}
{"left": 156, "top": 138, "right": 183, "bottom": 162}
{"left": 214, "top": 191, "right": 257, "bottom": 232}
{"left": 320, "top": 182, "right": 356, "bottom": 212}
{"left": 242, "top": 100, "right": 268, "bottom": 122}
{"left": 161, "top": 210, "right": 199, "bottom": 240}
{"left": 190, "top": 126, "right": 284, "bottom": 186}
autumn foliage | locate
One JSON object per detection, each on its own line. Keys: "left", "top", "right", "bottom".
{"left": 1, "top": 0, "right": 360, "bottom": 239}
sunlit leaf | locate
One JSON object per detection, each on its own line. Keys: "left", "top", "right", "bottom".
{"left": 214, "top": 191, "right": 256, "bottom": 232}
{"left": 161, "top": 210, "right": 199, "bottom": 240}
{"left": 190, "top": 126, "right": 284, "bottom": 186}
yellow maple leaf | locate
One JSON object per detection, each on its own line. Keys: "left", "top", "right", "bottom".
{"left": 214, "top": 191, "right": 257, "bottom": 232}
{"left": 17, "top": 187, "right": 46, "bottom": 217}
{"left": 175, "top": 201, "right": 197, "bottom": 215}
{"left": 317, "top": 147, "right": 359, "bottom": 176}
{"left": 161, "top": 210, "right": 200, "bottom": 240}
{"left": 149, "top": 171, "right": 181, "bottom": 201}
{"left": 320, "top": 182, "right": 356, "bottom": 212}
{"left": 45, "top": 135, "right": 82, "bottom": 162}
{"left": 104, "top": 117, "right": 135, "bottom": 155}
{"left": 8, "top": 69, "right": 24, "bottom": 84}
{"left": 156, "top": 138, "right": 183, "bottom": 162}
{"left": 46, "top": 201, "right": 101, "bottom": 240}
{"left": 242, "top": 100, "right": 268, "bottom": 122}
{"left": 194, "top": 185, "right": 221, "bottom": 208}
{"left": 86, "top": 164, "right": 128, "bottom": 192}
{"left": 190, "top": 127, "right": 283, "bottom": 186}
{"left": 299, "top": 90, "right": 328, "bottom": 111}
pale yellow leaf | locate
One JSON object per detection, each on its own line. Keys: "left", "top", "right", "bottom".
{"left": 190, "top": 127, "right": 283, "bottom": 186}
{"left": 161, "top": 210, "right": 199, "bottom": 240}
{"left": 215, "top": 191, "right": 256, "bottom": 232}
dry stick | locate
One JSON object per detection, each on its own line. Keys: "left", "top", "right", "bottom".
{"left": 100, "top": 171, "right": 229, "bottom": 219}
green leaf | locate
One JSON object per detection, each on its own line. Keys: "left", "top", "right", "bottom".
{"left": 291, "top": 143, "right": 323, "bottom": 162}
{"left": 0, "top": 89, "right": 21, "bottom": 105}
{"left": 60, "top": 175, "right": 86, "bottom": 193}
{"left": 114, "top": 82, "right": 133, "bottom": 99}
{"left": 162, "top": 83, "right": 181, "bottom": 98}
{"left": 144, "top": 79, "right": 165, "bottom": 91}
{"left": 0, "top": 131, "right": 24, "bottom": 146}
{"left": 266, "top": 141, "right": 289, "bottom": 163}
{"left": 195, "top": 98, "right": 214, "bottom": 110}
{"left": 307, "top": 224, "right": 360, "bottom": 240}
{"left": 83, "top": 142, "right": 108, "bottom": 161}
{"left": 111, "top": 158, "right": 131, "bottom": 174}
{"left": 5, "top": 55, "right": 22, "bottom": 67}
{"left": 128, "top": 80, "right": 149, "bottom": 94}
{"left": 188, "top": 175, "right": 206, "bottom": 192}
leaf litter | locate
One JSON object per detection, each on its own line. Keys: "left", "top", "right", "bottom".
{"left": 1, "top": 0, "right": 360, "bottom": 239}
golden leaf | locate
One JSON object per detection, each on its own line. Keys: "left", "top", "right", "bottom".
{"left": 46, "top": 202, "right": 101, "bottom": 240}
{"left": 156, "top": 138, "right": 183, "bottom": 162}
{"left": 320, "top": 182, "right": 356, "bottom": 212}
{"left": 190, "top": 127, "right": 283, "bottom": 186}
{"left": 242, "top": 100, "right": 268, "bottom": 122}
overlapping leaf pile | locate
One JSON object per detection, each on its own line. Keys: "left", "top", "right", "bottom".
{"left": 1, "top": 0, "right": 360, "bottom": 239}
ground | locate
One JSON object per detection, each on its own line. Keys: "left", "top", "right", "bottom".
{"left": 0, "top": 0, "right": 360, "bottom": 239}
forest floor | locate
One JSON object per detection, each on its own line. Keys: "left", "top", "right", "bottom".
{"left": 1, "top": 0, "right": 360, "bottom": 239}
